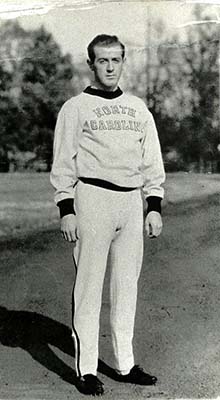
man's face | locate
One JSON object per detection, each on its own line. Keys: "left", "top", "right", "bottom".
{"left": 89, "top": 44, "right": 125, "bottom": 91}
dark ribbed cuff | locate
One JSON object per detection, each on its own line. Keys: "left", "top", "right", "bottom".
{"left": 146, "top": 196, "right": 162, "bottom": 215}
{"left": 57, "top": 198, "right": 76, "bottom": 218}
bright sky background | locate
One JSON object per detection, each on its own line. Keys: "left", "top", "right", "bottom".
{"left": 0, "top": 1, "right": 219, "bottom": 63}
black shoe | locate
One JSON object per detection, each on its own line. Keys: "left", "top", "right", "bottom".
{"left": 76, "top": 374, "right": 104, "bottom": 396}
{"left": 116, "top": 365, "right": 157, "bottom": 386}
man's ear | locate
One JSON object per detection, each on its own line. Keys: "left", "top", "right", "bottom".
{"left": 87, "top": 59, "right": 94, "bottom": 71}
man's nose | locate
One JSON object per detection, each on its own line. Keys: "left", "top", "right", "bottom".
{"left": 107, "top": 61, "right": 114, "bottom": 72}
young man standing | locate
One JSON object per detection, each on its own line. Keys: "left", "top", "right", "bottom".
{"left": 50, "top": 34, "right": 165, "bottom": 396}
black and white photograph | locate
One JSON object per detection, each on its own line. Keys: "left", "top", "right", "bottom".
{"left": 0, "top": 0, "right": 220, "bottom": 398}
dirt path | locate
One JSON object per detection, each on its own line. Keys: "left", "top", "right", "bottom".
{"left": 0, "top": 194, "right": 220, "bottom": 399}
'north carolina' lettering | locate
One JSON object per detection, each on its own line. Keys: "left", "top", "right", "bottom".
{"left": 87, "top": 119, "right": 143, "bottom": 133}
{"left": 93, "top": 105, "right": 137, "bottom": 118}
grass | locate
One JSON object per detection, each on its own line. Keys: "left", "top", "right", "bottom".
{"left": 164, "top": 172, "right": 220, "bottom": 204}
{"left": 0, "top": 172, "right": 219, "bottom": 240}
{"left": 0, "top": 173, "right": 58, "bottom": 238}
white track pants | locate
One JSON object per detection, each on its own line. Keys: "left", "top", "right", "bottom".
{"left": 72, "top": 180, "right": 144, "bottom": 377}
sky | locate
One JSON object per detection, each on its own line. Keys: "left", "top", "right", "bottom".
{"left": 0, "top": 1, "right": 219, "bottom": 63}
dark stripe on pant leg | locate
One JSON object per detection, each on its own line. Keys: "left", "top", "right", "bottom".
{"left": 72, "top": 252, "right": 81, "bottom": 377}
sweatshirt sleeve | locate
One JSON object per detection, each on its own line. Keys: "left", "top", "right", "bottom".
{"left": 50, "top": 100, "right": 80, "bottom": 206}
{"left": 141, "top": 110, "right": 165, "bottom": 202}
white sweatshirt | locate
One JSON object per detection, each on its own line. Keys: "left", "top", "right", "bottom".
{"left": 50, "top": 87, "right": 165, "bottom": 206}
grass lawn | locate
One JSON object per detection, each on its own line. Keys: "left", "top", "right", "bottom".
{"left": 0, "top": 172, "right": 219, "bottom": 239}
{"left": 0, "top": 173, "right": 58, "bottom": 238}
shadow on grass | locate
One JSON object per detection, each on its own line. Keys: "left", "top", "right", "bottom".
{"left": 0, "top": 306, "right": 118, "bottom": 386}
{"left": 0, "top": 305, "right": 77, "bottom": 384}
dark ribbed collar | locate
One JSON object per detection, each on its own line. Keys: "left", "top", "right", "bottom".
{"left": 83, "top": 86, "right": 123, "bottom": 99}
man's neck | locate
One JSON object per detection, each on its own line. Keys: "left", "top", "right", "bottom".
{"left": 91, "top": 83, "right": 118, "bottom": 92}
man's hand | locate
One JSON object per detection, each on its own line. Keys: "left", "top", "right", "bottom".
{"left": 145, "top": 211, "right": 163, "bottom": 238}
{"left": 61, "top": 214, "right": 78, "bottom": 242}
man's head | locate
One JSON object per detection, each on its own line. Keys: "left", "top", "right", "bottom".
{"left": 87, "top": 34, "right": 126, "bottom": 92}
{"left": 87, "top": 34, "right": 125, "bottom": 63}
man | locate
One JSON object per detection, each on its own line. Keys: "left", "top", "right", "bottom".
{"left": 50, "top": 34, "right": 165, "bottom": 396}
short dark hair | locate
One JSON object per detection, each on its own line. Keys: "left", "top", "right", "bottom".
{"left": 87, "top": 34, "right": 125, "bottom": 63}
